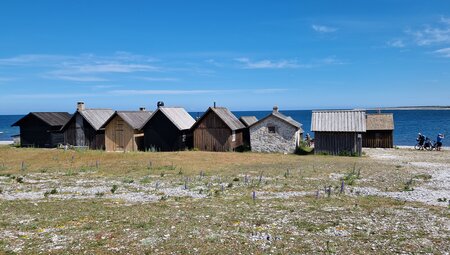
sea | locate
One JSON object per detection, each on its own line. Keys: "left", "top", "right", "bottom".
{"left": 1, "top": 110, "right": 449, "bottom": 146}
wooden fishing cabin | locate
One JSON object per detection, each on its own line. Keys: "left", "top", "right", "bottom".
{"left": 362, "top": 113, "right": 394, "bottom": 148}
{"left": 61, "top": 102, "right": 114, "bottom": 150}
{"left": 141, "top": 106, "right": 195, "bottom": 151}
{"left": 102, "top": 108, "right": 153, "bottom": 152}
{"left": 191, "top": 106, "right": 245, "bottom": 152}
{"left": 11, "top": 112, "right": 71, "bottom": 148}
{"left": 311, "top": 110, "right": 366, "bottom": 156}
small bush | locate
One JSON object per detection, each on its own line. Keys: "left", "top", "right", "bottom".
{"left": 295, "top": 144, "right": 314, "bottom": 155}
{"left": 232, "top": 177, "right": 240, "bottom": 182}
{"left": 403, "top": 179, "right": 414, "bottom": 191}
{"left": 122, "top": 178, "right": 134, "bottom": 184}
{"left": 342, "top": 164, "right": 361, "bottom": 186}
{"left": 414, "top": 174, "right": 432, "bottom": 180}
{"left": 95, "top": 191, "right": 105, "bottom": 197}
{"left": 227, "top": 183, "right": 233, "bottom": 188}
{"left": 16, "top": 177, "right": 24, "bottom": 183}
{"left": 111, "top": 184, "right": 118, "bottom": 194}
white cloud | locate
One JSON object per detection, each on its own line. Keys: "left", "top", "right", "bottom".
{"left": 312, "top": 24, "right": 337, "bottom": 33}
{"left": 407, "top": 17, "right": 450, "bottom": 46}
{"left": 109, "top": 88, "right": 288, "bottom": 95}
{"left": 387, "top": 39, "right": 405, "bottom": 48}
{"left": 434, "top": 47, "right": 450, "bottom": 57}
{"left": 44, "top": 75, "right": 108, "bottom": 82}
{"left": 109, "top": 89, "right": 236, "bottom": 95}
{"left": 136, "top": 77, "right": 180, "bottom": 82}
{"left": 235, "top": 58, "right": 304, "bottom": 69}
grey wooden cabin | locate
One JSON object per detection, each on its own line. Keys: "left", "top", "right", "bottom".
{"left": 61, "top": 102, "right": 114, "bottom": 150}
{"left": 311, "top": 110, "right": 366, "bottom": 156}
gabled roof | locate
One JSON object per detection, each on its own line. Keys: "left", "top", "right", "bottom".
{"left": 250, "top": 111, "right": 303, "bottom": 132}
{"left": 239, "top": 116, "right": 258, "bottom": 127}
{"left": 12, "top": 112, "right": 71, "bottom": 127}
{"left": 193, "top": 107, "right": 245, "bottom": 131}
{"left": 366, "top": 113, "right": 394, "bottom": 131}
{"left": 61, "top": 109, "right": 114, "bottom": 131}
{"left": 144, "top": 107, "right": 195, "bottom": 130}
{"left": 101, "top": 111, "right": 153, "bottom": 130}
{"left": 311, "top": 110, "right": 366, "bottom": 132}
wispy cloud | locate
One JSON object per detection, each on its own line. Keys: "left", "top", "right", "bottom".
{"left": 109, "top": 88, "right": 288, "bottom": 95}
{"left": 0, "top": 52, "right": 160, "bottom": 82}
{"left": 136, "top": 77, "right": 180, "bottom": 82}
{"left": 434, "top": 47, "right": 450, "bottom": 57}
{"left": 312, "top": 24, "right": 337, "bottom": 33}
{"left": 387, "top": 39, "right": 405, "bottom": 48}
{"left": 235, "top": 58, "right": 305, "bottom": 69}
{"left": 406, "top": 17, "right": 450, "bottom": 46}
{"left": 234, "top": 57, "right": 343, "bottom": 69}
{"left": 43, "top": 75, "right": 109, "bottom": 82}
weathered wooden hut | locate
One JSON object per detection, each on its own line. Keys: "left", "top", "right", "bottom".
{"left": 249, "top": 106, "right": 303, "bottom": 153}
{"left": 192, "top": 107, "right": 245, "bottom": 152}
{"left": 11, "top": 112, "right": 71, "bottom": 148}
{"left": 102, "top": 109, "right": 153, "bottom": 152}
{"left": 61, "top": 102, "right": 114, "bottom": 150}
{"left": 311, "top": 110, "right": 366, "bottom": 156}
{"left": 141, "top": 107, "right": 195, "bottom": 151}
{"left": 362, "top": 113, "right": 394, "bottom": 148}
{"left": 239, "top": 116, "right": 258, "bottom": 147}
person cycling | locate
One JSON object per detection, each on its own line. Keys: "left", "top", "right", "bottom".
{"left": 417, "top": 133, "right": 425, "bottom": 149}
{"left": 436, "top": 134, "right": 444, "bottom": 151}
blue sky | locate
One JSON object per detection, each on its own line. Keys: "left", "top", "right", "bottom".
{"left": 0, "top": 0, "right": 449, "bottom": 114}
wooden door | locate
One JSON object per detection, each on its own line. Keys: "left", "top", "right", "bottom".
{"left": 115, "top": 120, "right": 124, "bottom": 151}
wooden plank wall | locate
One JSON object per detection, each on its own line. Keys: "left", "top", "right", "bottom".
{"left": 64, "top": 113, "right": 106, "bottom": 150}
{"left": 362, "top": 130, "right": 393, "bottom": 148}
{"left": 314, "top": 132, "right": 362, "bottom": 156}
{"left": 193, "top": 111, "right": 243, "bottom": 151}
{"left": 105, "top": 115, "right": 139, "bottom": 152}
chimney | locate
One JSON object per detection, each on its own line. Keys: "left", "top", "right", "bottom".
{"left": 139, "top": 107, "right": 146, "bottom": 111}
{"left": 213, "top": 101, "right": 216, "bottom": 108}
{"left": 77, "top": 102, "right": 85, "bottom": 111}
{"left": 273, "top": 105, "right": 279, "bottom": 112}
{"left": 157, "top": 101, "right": 164, "bottom": 108}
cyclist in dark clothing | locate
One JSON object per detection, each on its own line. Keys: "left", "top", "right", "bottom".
{"left": 417, "top": 133, "right": 425, "bottom": 148}
{"left": 436, "top": 134, "right": 444, "bottom": 151}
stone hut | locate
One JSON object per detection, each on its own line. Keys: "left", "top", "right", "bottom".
{"left": 249, "top": 106, "right": 303, "bottom": 153}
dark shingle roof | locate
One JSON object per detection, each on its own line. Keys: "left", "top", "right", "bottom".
{"left": 311, "top": 110, "right": 366, "bottom": 132}
{"left": 12, "top": 112, "right": 71, "bottom": 127}
{"left": 366, "top": 113, "right": 394, "bottom": 131}
{"left": 239, "top": 116, "right": 258, "bottom": 127}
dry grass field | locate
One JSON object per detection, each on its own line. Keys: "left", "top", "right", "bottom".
{"left": 0, "top": 146, "right": 449, "bottom": 254}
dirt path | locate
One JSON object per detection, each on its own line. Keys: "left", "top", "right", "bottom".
{"left": 361, "top": 148, "right": 450, "bottom": 206}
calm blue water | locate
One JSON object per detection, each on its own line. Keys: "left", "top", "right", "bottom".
{"left": 1, "top": 110, "right": 449, "bottom": 145}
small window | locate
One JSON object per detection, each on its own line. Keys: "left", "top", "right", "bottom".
{"left": 232, "top": 131, "right": 236, "bottom": 142}
{"left": 182, "top": 134, "right": 186, "bottom": 142}
{"left": 268, "top": 126, "right": 276, "bottom": 133}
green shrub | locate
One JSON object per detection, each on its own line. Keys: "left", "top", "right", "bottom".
{"left": 111, "top": 184, "right": 118, "bottom": 194}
